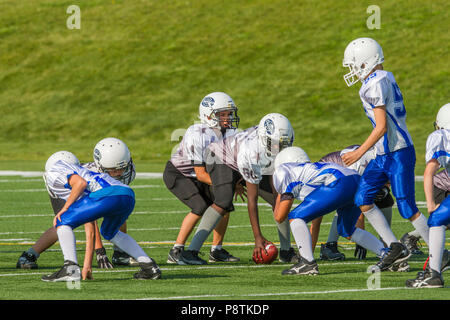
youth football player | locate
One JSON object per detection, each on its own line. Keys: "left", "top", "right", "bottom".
{"left": 272, "top": 146, "right": 386, "bottom": 275}
{"left": 41, "top": 156, "right": 161, "bottom": 282}
{"left": 177, "top": 113, "right": 297, "bottom": 265}
{"left": 341, "top": 37, "right": 428, "bottom": 270}
{"left": 312, "top": 145, "right": 395, "bottom": 263}
{"left": 407, "top": 103, "right": 450, "bottom": 288}
{"left": 17, "top": 138, "right": 136, "bottom": 276}
{"left": 163, "top": 92, "right": 241, "bottom": 264}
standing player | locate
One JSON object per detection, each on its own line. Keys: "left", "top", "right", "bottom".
{"left": 407, "top": 103, "right": 450, "bottom": 287}
{"left": 341, "top": 37, "right": 429, "bottom": 270}
{"left": 177, "top": 113, "right": 296, "bottom": 265}
{"left": 16, "top": 138, "right": 136, "bottom": 273}
{"left": 272, "top": 146, "right": 386, "bottom": 275}
{"left": 41, "top": 156, "right": 161, "bottom": 282}
{"left": 163, "top": 92, "right": 241, "bottom": 264}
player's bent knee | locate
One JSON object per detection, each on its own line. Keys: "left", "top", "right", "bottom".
{"left": 396, "top": 198, "right": 418, "bottom": 219}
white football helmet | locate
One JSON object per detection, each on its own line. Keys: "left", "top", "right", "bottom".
{"left": 343, "top": 37, "right": 384, "bottom": 86}
{"left": 93, "top": 137, "right": 134, "bottom": 182}
{"left": 435, "top": 103, "right": 450, "bottom": 130}
{"left": 274, "top": 146, "right": 310, "bottom": 170}
{"left": 45, "top": 151, "right": 80, "bottom": 172}
{"left": 257, "top": 113, "right": 294, "bottom": 158}
{"left": 198, "top": 92, "right": 239, "bottom": 129}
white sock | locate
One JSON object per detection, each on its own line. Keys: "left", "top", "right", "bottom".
{"left": 110, "top": 231, "right": 151, "bottom": 263}
{"left": 350, "top": 227, "right": 384, "bottom": 256}
{"left": 411, "top": 213, "right": 430, "bottom": 247}
{"left": 290, "top": 219, "right": 314, "bottom": 262}
{"left": 57, "top": 225, "right": 78, "bottom": 264}
{"left": 429, "top": 226, "right": 446, "bottom": 272}
{"left": 327, "top": 214, "right": 340, "bottom": 243}
{"left": 408, "top": 229, "right": 421, "bottom": 238}
{"left": 173, "top": 243, "right": 185, "bottom": 249}
{"left": 211, "top": 245, "right": 222, "bottom": 251}
{"left": 363, "top": 205, "right": 398, "bottom": 246}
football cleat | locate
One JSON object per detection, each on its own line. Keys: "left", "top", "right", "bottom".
{"left": 167, "top": 246, "right": 184, "bottom": 264}
{"left": 406, "top": 269, "right": 444, "bottom": 288}
{"left": 400, "top": 232, "right": 423, "bottom": 255}
{"left": 388, "top": 261, "right": 410, "bottom": 272}
{"left": 41, "top": 260, "right": 81, "bottom": 282}
{"left": 279, "top": 247, "right": 300, "bottom": 263}
{"left": 177, "top": 250, "right": 207, "bottom": 265}
{"left": 16, "top": 251, "right": 38, "bottom": 269}
{"left": 282, "top": 256, "right": 319, "bottom": 276}
{"left": 320, "top": 242, "right": 345, "bottom": 261}
{"left": 134, "top": 260, "right": 162, "bottom": 280}
{"left": 209, "top": 248, "right": 240, "bottom": 262}
{"left": 112, "top": 250, "right": 139, "bottom": 266}
{"left": 371, "top": 242, "right": 410, "bottom": 272}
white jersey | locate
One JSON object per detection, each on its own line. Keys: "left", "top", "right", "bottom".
{"left": 339, "top": 146, "right": 376, "bottom": 175}
{"left": 170, "top": 123, "right": 236, "bottom": 178}
{"left": 44, "top": 160, "right": 130, "bottom": 201}
{"left": 273, "top": 162, "right": 358, "bottom": 201}
{"left": 425, "top": 129, "right": 450, "bottom": 171}
{"left": 359, "top": 70, "right": 413, "bottom": 155}
{"left": 82, "top": 161, "right": 136, "bottom": 185}
{"left": 207, "top": 126, "right": 273, "bottom": 184}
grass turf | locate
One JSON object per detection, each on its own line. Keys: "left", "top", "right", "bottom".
{"left": 0, "top": 175, "right": 449, "bottom": 301}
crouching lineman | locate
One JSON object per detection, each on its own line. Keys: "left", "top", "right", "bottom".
{"left": 407, "top": 103, "right": 450, "bottom": 288}
{"left": 164, "top": 92, "right": 241, "bottom": 264}
{"left": 17, "top": 138, "right": 137, "bottom": 273}
{"left": 177, "top": 113, "right": 298, "bottom": 265}
{"left": 41, "top": 152, "right": 161, "bottom": 282}
{"left": 273, "top": 146, "right": 390, "bottom": 275}
{"left": 312, "top": 145, "right": 396, "bottom": 263}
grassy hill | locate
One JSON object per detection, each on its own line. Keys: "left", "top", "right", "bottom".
{"left": 0, "top": 0, "right": 448, "bottom": 172}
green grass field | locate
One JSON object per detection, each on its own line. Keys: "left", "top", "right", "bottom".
{"left": 0, "top": 0, "right": 449, "bottom": 307}
{"left": 0, "top": 174, "right": 448, "bottom": 302}
{"left": 0, "top": 0, "right": 448, "bottom": 173}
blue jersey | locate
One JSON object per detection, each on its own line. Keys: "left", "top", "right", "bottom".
{"left": 359, "top": 70, "right": 413, "bottom": 155}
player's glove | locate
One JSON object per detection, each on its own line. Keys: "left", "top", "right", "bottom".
{"left": 374, "top": 186, "right": 390, "bottom": 202}
{"left": 354, "top": 244, "right": 367, "bottom": 260}
{"left": 96, "top": 247, "right": 114, "bottom": 269}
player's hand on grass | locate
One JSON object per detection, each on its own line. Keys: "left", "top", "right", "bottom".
{"left": 96, "top": 247, "right": 114, "bottom": 269}
{"left": 82, "top": 266, "right": 94, "bottom": 280}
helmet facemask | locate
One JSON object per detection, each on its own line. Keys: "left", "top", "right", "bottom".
{"left": 261, "top": 131, "right": 294, "bottom": 158}
{"left": 209, "top": 107, "right": 240, "bottom": 130}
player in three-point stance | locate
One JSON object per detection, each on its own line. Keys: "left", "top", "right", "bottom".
{"left": 272, "top": 146, "right": 386, "bottom": 275}
{"left": 41, "top": 154, "right": 161, "bottom": 282}
{"left": 407, "top": 103, "right": 450, "bottom": 288}
{"left": 163, "top": 92, "right": 241, "bottom": 264}
{"left": 341, "top": 37, "right": 429, "bottom": 271}
{"left": 17, "top": 138, "right": 137, "bottom": 276}
{"left": 177, "top": 113, "right": 298, "bottom": 265}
